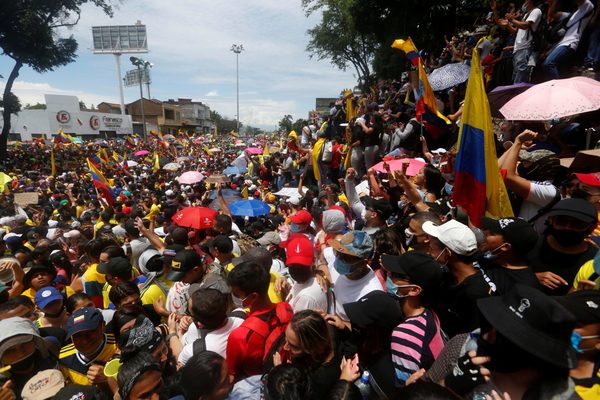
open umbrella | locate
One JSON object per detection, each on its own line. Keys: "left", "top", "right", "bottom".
{"left": 209, "top": 188, "right": 242, "bottom": 200}
{"left": 500, "top": 77, "right": 600, "bottom": 120}
{"left": 428, "top": 63, "right": 471, "bottom": 91}
{"left": 177, "top": 171, "right": 205, "bottom": 184}
{"left": 163, "top": 162, "right": 181, "bottom": 171}
{"left": 172, "top": 207, "right": 217, "bottom": 229}
{"left": 176, "top": 156, "right": 192, "bottom": 162}
{"left": 205, "top": 174, "right": 231, "bottom": 184}
{"left": 230, "top": 199, "right": 271, "bottom": 217}
{"left": 370, "top": 158, "right": 427, "bottom": 176}
{"left": 223, "top": 166, "right": 246, "bottom": 175}
{"left": 488, "top": 83, "right": 534, "bottom": 118}
{"left": 245, "top": 147, "right": 263, "bottom": 155}
{"left": 134, "top": 150, "right": 150, "bottom": 157}
{"left": 126, "top": 160, "right": 138, "bottom": 167}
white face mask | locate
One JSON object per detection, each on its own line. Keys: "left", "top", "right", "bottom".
{"left": 360, "top": 207, "right": 368, "bottom": 221}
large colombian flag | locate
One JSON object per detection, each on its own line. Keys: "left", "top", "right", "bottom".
{"left": 453, "top": 40, "right": 513, "bottom": 226}
{"left": 391, "top": 38, "right": 420, "bottom": 66}
{"left": 87, "top": 158, "right": 114, "bottom": 206}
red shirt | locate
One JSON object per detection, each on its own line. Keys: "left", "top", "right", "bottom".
{"left": 331, "top": 143, "right": 343, "bottom": 169}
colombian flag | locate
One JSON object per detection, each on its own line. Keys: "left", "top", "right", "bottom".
{"left": 391, "top": 38, "right": 420, "bottom": 67}
{"left": 87, "top": 158, "right": 114, "bottom": 206}
{"left": 453, "top": 40, "right": 513, "bottom": 226}
{"left": 416, "top": 59, "right": 451, "bottom": 127}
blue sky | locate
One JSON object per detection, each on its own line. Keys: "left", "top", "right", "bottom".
{"left": 0, "top": 0, "right": 357, "bottom": 129}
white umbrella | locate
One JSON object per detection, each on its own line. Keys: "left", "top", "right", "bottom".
{"left": 428, "top": 63, "right": 471, "bottom": 91}
{"left": 163, "top": 162, "right": 181, "bottom": 171}
{"left": 126, "top": 160, "right": 138, "bottom": 167}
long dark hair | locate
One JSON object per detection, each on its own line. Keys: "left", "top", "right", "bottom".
{"left": 423, "top": 164, "right": 445, "bottom": 199}
{"left": 289, "top": 310, "right": 334, "bottom": 369}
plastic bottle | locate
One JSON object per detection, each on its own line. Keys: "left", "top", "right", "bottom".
{"left": 355, "top": 371, "right": 371, "bottom": 399}
{"left": 465, "top": 331, "right": 479, "bottom": 353}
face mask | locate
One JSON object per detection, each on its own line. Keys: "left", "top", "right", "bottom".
{"left": 360, "top": 208, "right": 368, "bottom": 221}
{"left": 232, "top": 294, "right": 243, "bottom": 308}
{"left": 477, "top": 332, "right": 538, "bottom": 373}
{"left": 333, "top": 258, "right": 362, "bottom": 276}
{"left": 386, "top": 278, "right": 414, "bottom": 299}
{"left": 571, "top": 331, "right": 600, "bottom": 353}
{"left": 434, "top": 248, "right": 448, "bottom": 266}
{"left": 482, "top": 243, "right": 507, "bottom": 261}
{"left": 548, "top": 226, "right": 588, "bottom": 247}
{"left": 290, "top": 223, "right": 301, "bottom": 233}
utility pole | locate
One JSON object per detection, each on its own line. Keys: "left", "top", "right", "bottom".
{"left": 230, "top": 44, "right": 244, "bottom": 135}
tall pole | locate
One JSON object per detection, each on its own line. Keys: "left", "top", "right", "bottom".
{"left": 137, "top": 65, "right": 147, "bottom": 140}
{"left": 230, "top": 44, "right": 244, "bottom": 135}
{"left": 114, "top": 53, "right": 126, "bottom": 115}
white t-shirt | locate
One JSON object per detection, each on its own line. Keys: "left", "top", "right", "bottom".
{"left": 178, "top": 317, "right": 244, "bottom": 365}
{"left": 557, "top": 0, "right": 594, "bottom": 50}
{"left": 513, "top": 8, "right": 542, "bottom": 52}
{"left": 166, "top": 281, "right": 190, "bottom": 315}
{"left": 287, "top": 277, "right": 328, "bottom": 313}
{"left": 324, "top": 247, "right": 384, "bottom": 321}
{"left": 518, "top": 181, "right": 560, "bottom": 234}
{"left": 478, "top": 39, "right": 493, "bottom": 61}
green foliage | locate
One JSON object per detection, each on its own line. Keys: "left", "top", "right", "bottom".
{"left": 210, "top": 110, "right": 242, "bottom": 133}
{"left": 24, "top": 102, "right": 47, "bottom": 110}
{"left": 0, "top": 93, "right": 21, "bottom": 114}
{"left": 278, "top": 114, "right": 293, "bottom": 133}
{"left": 292, "top": 118, "right": 308, "bottom": 134}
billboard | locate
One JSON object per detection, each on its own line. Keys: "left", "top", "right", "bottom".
{"left": 124, "top": 68, "right": 151, "bottom": 87}
{"left": 92, "top": 24, "right": 148, "bottom": 54}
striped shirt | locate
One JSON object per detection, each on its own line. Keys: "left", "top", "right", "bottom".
{"left": 391, "top": 309, "right": 444, "bottom": 385}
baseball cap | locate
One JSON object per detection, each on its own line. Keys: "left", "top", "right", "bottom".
{"left": 166, "top": 249, "right": 202, "bottom": 281}
{"left": 344, "top": 291, "right": 403, "bottom": 330}
{"left": 287, "top": 196, "right": 301, "bottom": 206}
{"left": 21, "top": 369, "right": 65, "bottom": 400}
{"left": 63, "top": 230, "right": 81, "bottom": 239}
{"left": 575, "top": 172, "right": 600, "bottom": 187}
{"left": 97, "top": 257, "right": 131, "bottom": 276}
{"left": 4, "top": 232, "right": 23, "bottom": 245}
{"left": 363, "top": 197, "right": 393, "bottom": 220}
{"left": 24, "top": 264, "right": 56, "bottom": 285}
{"left": 477, "top": 284, "right": 577, "bottom": 369}
{"left": 26, "top": 230, "right": 41, "bottom": 245}
{"left": 289, "top": 210, "right": 312, "bottom": 225}
{"left": 480, "top": 217, "right": 539, "bottom": 257}
{"left": 138, "top": 249, "right": 162, "bottom": 274}
{"left": 547, "top": 198, "right": 598, "bottom": 225}
{"left": 285, "top": 235, "right": 314, "bottom": 267}
{"left": 555, "top": 290, "right": 600, "bottom": 323}
{"left": 66, "top": 307, "right": 103, "bottom": 338}
{"left": 519, "top": 149, "right": 555, "bottom": 162}
{"left": 327, "top": 230, "right": 374, "bottom": 259}
{"left": 422, "top": 220, "right": 477, "bottom": 256}
{"left": 53, "top": 385, "right": 103, "bottom": 400}
{"left": 381, "top": 252, "right": 443, "bottom": 293}
{"left": 34, "top": 286, "right": 63, "bottom": 310}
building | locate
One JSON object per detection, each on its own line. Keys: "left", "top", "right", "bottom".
{"left": 126, "top": 98, "right": 180, "bottom": 135}
{"left": 0, "top": 94, "right": 133, "bottom": 141}
{"left": 164, "top": 98, "right": 214, "bottom": 134}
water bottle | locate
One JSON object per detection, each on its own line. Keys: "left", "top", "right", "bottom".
{"left": 354, "top": 371, "right": 371, "bottom": 399}
{"left": 465, "top": 332, "right": 479, "bottom": 353}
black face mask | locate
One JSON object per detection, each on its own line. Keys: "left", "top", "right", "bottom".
{"left": 11, "top": 350, "right": 37, "bottom": 373}
{"left": 477, "top": 333, "right": 538, "bottom": 373}
{"left": 571, "top": 188, "right": 592, "bottom": 200}
{"left": 547, "top": 226, "right": 588, "bottom": 247}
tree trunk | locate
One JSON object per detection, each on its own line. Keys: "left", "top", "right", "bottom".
{"left": 0, "top": 60, "right": 23, "bottom": 159}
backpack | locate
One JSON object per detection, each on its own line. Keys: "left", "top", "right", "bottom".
{"left": 232, "top": 232, "right": 259, "bottom": 255}
{"left": 244, "top": 302, "right": 293, "bottom": 372}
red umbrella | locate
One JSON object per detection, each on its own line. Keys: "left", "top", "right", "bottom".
{"left": 172, "top": 207, "right": 217, "bottom": 229}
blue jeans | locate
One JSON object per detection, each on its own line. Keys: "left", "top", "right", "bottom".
{"left": 513, "top": 48, "right": 531, "bottom": 83}
{"left": 542, "top": 45, "right": 576, "bottom": 80}
{"left": 585, "top": 24, "right": 600, "bottom": 67}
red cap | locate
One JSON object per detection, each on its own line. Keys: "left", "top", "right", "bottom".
{"left": 575, "top": 173, "right": 600, "bottom": 187}
{"left": 286, "top": 235, "right": 314, "bottom": 267}
{"left": 230, "top": 183, "right": 238, "bottom": 189}
{"left": 289, "top": 210, "right": 312, "bottom": 225}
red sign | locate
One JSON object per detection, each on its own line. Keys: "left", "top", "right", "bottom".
{"left": 90, "top": 115, "right": 100, "bottom": 130}
{"left": 56, "top": 111, "right": 71, "bottom": 123}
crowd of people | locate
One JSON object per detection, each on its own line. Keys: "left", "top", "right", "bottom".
{"left": 1, "top": 1, "right": 600, "bottom": 400}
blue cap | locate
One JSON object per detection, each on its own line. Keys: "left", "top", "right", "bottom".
{"left": 34, "top": 286, "right": 63, "bottom": 309}
{"left": 66, "top": 307, "right": 103, "bottom": 338}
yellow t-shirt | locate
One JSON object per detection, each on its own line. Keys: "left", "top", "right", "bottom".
{"left": 23, "top": 286, "right": 75, "bottom": 303}
{"left": 573, "top": 259, "right": 600, "bottom": 290}
{"left": 144, "top": 204, "right": 161, "bottom": 220}
{"left": 59, "top": 334, "right": 118, "bottom": 386}
{"left": 225, "top": 263, "right": 282, "bottom": 304}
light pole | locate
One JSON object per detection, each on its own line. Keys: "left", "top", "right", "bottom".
{"left": 230, "top": 44, "right": 244, "bottom": 135}
{"left": 130, "top": 57, "right": 151, "bottom": 140}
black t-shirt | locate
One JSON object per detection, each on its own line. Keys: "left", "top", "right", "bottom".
{"left": 435, "top": 270, "right": 493, "bottom": 338}
{"left": 477, "top": 258, "right": 541, "bottom": 295}
{"left": 363, "top": 122, "right": 382, "bottom": 148}
{"left": 306, "top": 354, "right": 342, "bottom": 400}
{"left": 527, "top": 236, "right": 598, "bottom": 295}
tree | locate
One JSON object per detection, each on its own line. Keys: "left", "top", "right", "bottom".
{"left": 24, "top": 102, "right": 47, "bottom": 110}
{"left": 0, "top": 93, "right": 21, "bottom": 115}
{"left": 0, "top": 0, "right": 114, "bottom": 157}
{"left": 292, "top": 118, "right": 308, "bottom": 134}
{"left": 302, "top": 0, "right": 377, "bottom": 87}
{"left": 278, "top": 114, "right": 293, "bottom": 133}
{"left": 210, "top": 110, "right": 241, "bottom": 134}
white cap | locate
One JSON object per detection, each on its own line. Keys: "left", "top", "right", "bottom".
{"left": 63, "top": 230, "right": 81, "bottom": 239}
{"left": 165, "top": 189, "right": 175, "bottom": 197}
{"left": 47, "top": 220, "right": 58, "bottom": 228}
{"left": 432, "top": 148, "right": 447, "bottom": 154}
{"left": 422, "top": 220, "right": 477, "bottom": 255}
{"left": 287, "top": 196, "right": 301, "bottom": 206}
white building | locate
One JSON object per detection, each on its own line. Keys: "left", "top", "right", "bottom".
{"left": 0, "top": 94, "right": 133, "bottom": 141}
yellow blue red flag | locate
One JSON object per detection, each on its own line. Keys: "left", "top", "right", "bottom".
{"left": 391, "top": 38, "right": 420, "bottom": 67}
{"left": 453, "top": 39, "right": 513, "bottom": 226}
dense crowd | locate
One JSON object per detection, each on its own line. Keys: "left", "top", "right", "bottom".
{"left": 1, "top": 1, "right": 600, "bottom": 400}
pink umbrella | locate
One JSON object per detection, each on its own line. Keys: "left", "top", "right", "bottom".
{"left": 177, "top": 171, "right": 205, "bottom": 184}
{"left": 245, "top": 147, "right": 263, "bottom": 155}
{"left": 370, "top": 158, "right": 427, "bottom": 176}
{"left": 134, "top": 150, "right": 150, "bottom": 156}
{"left": 500, "top": 76, "right": 600, "bottom": 121}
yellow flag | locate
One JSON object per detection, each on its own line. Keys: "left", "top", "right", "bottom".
{"left": 263, "top": 144, "right": 270, "bottom": 157}
{"left": 241, "top": 186, "right": 248, "bottom": 199}
{"left": 153, "top": 152, "right": 160, "bottom": 173}
{"left": 51, "top": 148, "right": 56, "bottom": 177}
{"left": 0, "top": 172, "right": 12, "bottom": 190}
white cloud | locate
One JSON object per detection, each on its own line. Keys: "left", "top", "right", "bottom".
{"left": 205, "top": 90, "right": 218, "bottom": 97}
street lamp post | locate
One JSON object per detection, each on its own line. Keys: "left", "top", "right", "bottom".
{"left": 130, "top": 57, "right": 152, "bottom": 140}
{"left": 230, "top": 44, "right": 244, "bottom": 135}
